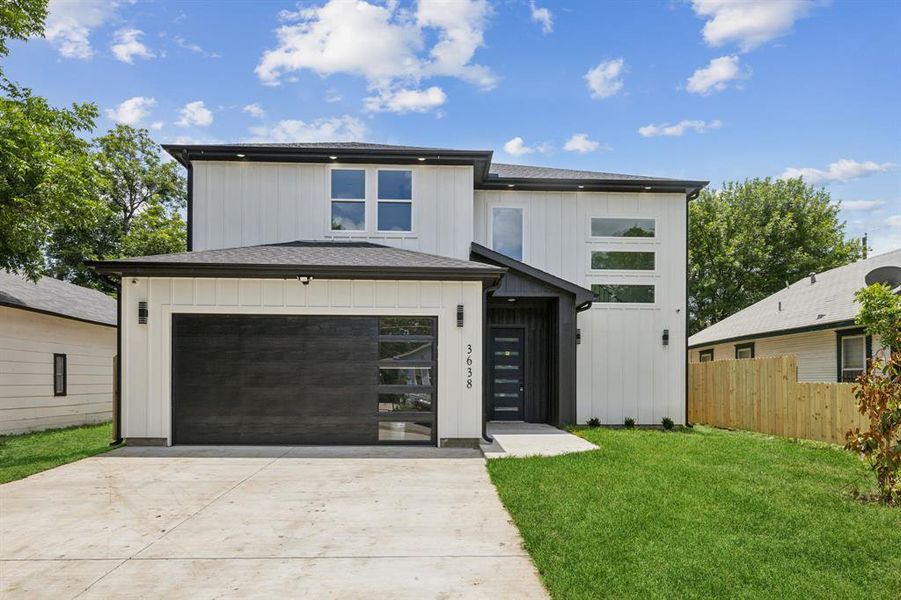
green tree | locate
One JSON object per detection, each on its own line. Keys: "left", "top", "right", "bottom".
{"left": 854, "top": 283, "right": 901, "bottom": 350}
{"left": 689, "top": 177, "right": 863, "bottom": 334}
{"left": 0, "top": 0, "right": 47, "bottom": 59}
{"left": 46, "top": 125, "right": 187, "bottom": 291}
{"left": 0, "top": 79, "right": 99, "bottom": 280}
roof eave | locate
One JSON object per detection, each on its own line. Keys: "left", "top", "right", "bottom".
{"left": 478, "top": 177, "right": 709, "bottom": 197}
{"left": 688, "top": 318, "right": 859, "bottom": 349}
{"left": 0, "top": 300, "right": 116, "bottom": 328}
{"left": 89, "top": 260, "right": 506, "bottom": 283}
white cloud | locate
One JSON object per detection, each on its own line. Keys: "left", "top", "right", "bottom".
{"left": 325, "top": 89, "right": 343, "bottom": 103}
{"left": 149, "top": 121, "right": 164, "bottom": 131}
{"left": 888, "top": 215, "right": 901, "bottom": 227}
{"left": 503, "top": 137, "right": 550, "bottom": 157}
{"left": 110, "top": 28, "right": 155, "bottom": 64}
{"left": 563, "top": 133, "right": 601, "bottom": 153}
{"left": 242, "top": 103, "right": 265, "bottom": 118}
{"left": 105, "top": 96, "right": 156, "bottom": 126}
{"left": 174, "top": 35, "right": 221, "bottom": 58}
{"left": 246, "top": 115, "right": 367, "bottom": 143}
{"left": 840, "top": 200, "right": 887, "bottom": 212}
{"left": 584, "top": 58, "right": 624, "bottom": 100}
{"left": 530, "top": 1, "right": 553, "bottom": 34}
{"left": 780, "top": 159, "right": 895, "bottom": 185}
{"left": 686, "top": 55, "right": 749, "bottom": 95}
{"left": 364, "top": 86, "right": 447, "bottom": 113}
{"left": 256, "top": 0, "right": 496, "bottom": 99}
{"left": 638, "top": 119, "right": 722, "bottom": 137}
{"left": 691, "top": 0, "right": 816, "bottom": 52}
{"left": 44, "top": 0, "right": 119, "bottom": 59}
{"left": 176, "top": 101, "right": 214, "bottom": 127}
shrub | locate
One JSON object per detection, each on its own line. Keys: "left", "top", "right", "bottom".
{"left": 845, "top": 350, "right": 901, "bottom": 506}
{"left": 587, "top": 417, "right": 600, "bottom": 428}
{"left": 661, "top": 417, "right": 675, "bottom": 431}
{"left": 624, "top": 417, "right": 635, "bottom": 429}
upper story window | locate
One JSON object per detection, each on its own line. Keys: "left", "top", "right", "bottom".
{"left": 591, "top": 284, "right": 655, "bottom": 304}
{"left": 591, "top": 217, "right": 655, "bottom": 238}
{"left": 378, "top": 170, "right": 412, "bottom": 232}
{"left": 492, "top": 207, "right": 523, "bottom": 261}
{"left": 331, "top": 169, "right": 366, "bottom": 231}
{"left": 590, "top": 250, "right": 655, "bottom": 271}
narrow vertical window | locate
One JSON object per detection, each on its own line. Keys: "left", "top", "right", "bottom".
{"left": 330, "top": 169, "right": 366, "bottom": 231}
{"left": 53, "top": 353, "right": 67, "bottom": 396}
{"left": 840, "top": 335, "right": 866, "bottom": 382}
{"left": 377, "top": 170, "right": 412, "bottom": 232}
{"left": 492, "top": 207, "right": 523, "bottom": 261}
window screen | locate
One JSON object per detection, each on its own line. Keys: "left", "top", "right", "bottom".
{"left": 53, "top": 353, "right": 67, "bottom": 396}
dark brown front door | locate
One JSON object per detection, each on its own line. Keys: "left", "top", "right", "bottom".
{"left": 489, "top": 327, "right": 525, "bottom": 421}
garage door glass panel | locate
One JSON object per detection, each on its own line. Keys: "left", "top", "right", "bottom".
{"left": 379, "top": 317, "right": 434, "bottom": 337}
{"left": 378, "top": 393, "right": 432, "bottom": 413}
{"left": 379, "top": 367, "right": 432, "bottom": 386}
{"left": 378, "top": 421, "right": 432, "bottom": 442}
{"left": 379, "top": 341, "right": 432, "bottom": 362}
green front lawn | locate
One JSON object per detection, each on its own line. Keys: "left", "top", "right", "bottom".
{"left": 0, "top": 422, "right": 116, "bottom": 484}
{"left": 487, "top": 426, "right": 901, "bottom": 599}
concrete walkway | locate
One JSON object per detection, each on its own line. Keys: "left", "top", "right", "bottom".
{"left": 481, "top": 422, "right": 597, "bottom": 458}
{"left": 0, "top": 446, "right": 548, "bottom": 599}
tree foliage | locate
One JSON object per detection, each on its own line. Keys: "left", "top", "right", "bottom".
{"left": 689, "top": 177, "right": 863, "bottom": 334}
{"left": 0, "top": 79, "right": 99, "bottom": 280}
{"left": 0, "top": 0, "right": 47, "bottom": 58}
{"left": 854, "top": 283, "right": 901, "bottom": 350}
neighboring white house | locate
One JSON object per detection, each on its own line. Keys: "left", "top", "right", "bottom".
{"left": 689, "top": 249, "right": 900, "bottom": 382}
{"left": 0, "top": 272, "right": 117, "bottom": 434}
{"left": 92, "top": 142, "right": 707, "bottom": 446}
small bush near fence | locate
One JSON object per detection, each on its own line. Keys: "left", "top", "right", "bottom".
{"left": 689, "top": 356, "right": 868, "bottom": 446}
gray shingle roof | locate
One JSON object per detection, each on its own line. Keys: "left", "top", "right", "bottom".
{"left": 92, "top": 241, "right": 505, "bottom": 280}
{"left": 689, "top": 249, "right": 901, "bottom": 347}
{"left": 488, "top": 162, "right": 667, "bottom": 182}
{"left": 0, "top": 271, "right": 116, "bottom": 327}
{"left": 213, "top": 141, "right": 485, "bottom": 153}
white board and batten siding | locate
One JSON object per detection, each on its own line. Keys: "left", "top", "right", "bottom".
{"left": 690, "top": 328, "right": 887, "bottom": 382}
{"left": 192, "top": 161, "right": 475, "bottom": 260}
{"left": 121, "top": 277, "right": 484, "bottom": 445}
{"left": 474, "top": 190, "right": 688, "bottom": 425}
{"left": 0, "top": 306, "right": 115, "bottom": 434}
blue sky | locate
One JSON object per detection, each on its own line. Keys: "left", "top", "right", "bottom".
{"left": 7, "top": 0, "right": 900, "bottom": 252}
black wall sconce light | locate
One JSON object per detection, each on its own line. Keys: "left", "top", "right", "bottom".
{"left": 138, "top": 301, "right": 148, "bottom": 324}
{"left": 576, "top": 328, "right": 582, "bottom": 345}
{"left": 457, "top": 304, "right": 464, "bottom": 327}
{"left": 662, "top": 329, "right": 669, "bottom": 346}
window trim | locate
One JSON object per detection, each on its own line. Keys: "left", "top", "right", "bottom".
{"left": 589, "top": 283, "right": 656, "bottom": 305}
{"left": 329, "top": 167, "right": 367, "bottom": 232}
{"left": 836, "top": 328, "right": 872, "bottom": 383}
{"left": 734, "top": 342, "right": 755, "bottom": 359}
{"left": 588, "top": 216, "right": 657, "bottom": 240}
{"left": 699, "top": 349, "right": 714, "bottom": 362}
{"left": 376, "top": 168, "right": 414, "bottom": 233}
{"left": 588, "top": 248, "right": 657, "bottom": 273}
{"left": 489, "top": 205, "right": 527, "bottom": 262}
{"left": 53, "top": 353, "right": 67, "bottom": 397}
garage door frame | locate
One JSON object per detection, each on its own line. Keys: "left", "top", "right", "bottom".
{"left": 170, "top": 313, "right": 438, "bottom": 446}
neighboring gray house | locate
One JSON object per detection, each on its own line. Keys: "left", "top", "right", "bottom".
{"left": 92, "top": 141, "right": 707, "bottom": 447}
{"left": 689, "top": 249, "right": 900, "bottom": 382}
{"left": 0, "top": 272, "right": 117, "bottom": 434}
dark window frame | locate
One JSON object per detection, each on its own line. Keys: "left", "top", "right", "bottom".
{"left": 734, "top": 342, "right": 755, "bottom": 359}
{"left": 836, "top": 328, "right": 872, "bottom": 383}
{"left": 376, "top": 316, "right": 438, "bottom": 445}
{"left": 53, "top": 353, "right": 67, "bottom": 397}
{"left": 699, "top": 349, "right": 714, "bottom": 362}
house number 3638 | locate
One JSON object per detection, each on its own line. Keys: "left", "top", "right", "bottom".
{"left": 466, "top": 344, "right": 473, "bottom": 389}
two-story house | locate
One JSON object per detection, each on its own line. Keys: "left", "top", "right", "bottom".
{"left": 92, "top": 142, "right": 706, "bottom": 447}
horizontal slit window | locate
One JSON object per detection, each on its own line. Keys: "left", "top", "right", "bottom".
{"left": 378, "top": 421, "right": 432, "bottom": 442}
{"left": 378, "top": 393, "right": 432, "bottom": 413}
{"left": 591, "top": 217, "right": 655, "bottom": 238}
{"left": 591, "top": 251, "right": 655, "bottom": 271}
{"left": 379, "top": 367, "right": 432, "bottom": 386}
{"left": 379, "top": 341, "right": 432, "bottom": 362}
{"left": 591, "top": 284, "right": 655, "bottom": 304}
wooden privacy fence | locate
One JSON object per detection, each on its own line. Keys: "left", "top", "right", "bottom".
{"left": 688, "top": 356, "right": 868, "bottom": 445}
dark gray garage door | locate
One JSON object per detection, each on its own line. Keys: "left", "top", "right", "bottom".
{"left": 172, "top": 314, "right": 436, "bottom": 445}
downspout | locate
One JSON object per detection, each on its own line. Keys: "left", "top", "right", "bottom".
{"left": 684, "top": 194, "right": 692, "bottom": 427}
{"left": 112, "top": 277, "right": 123, "bottom": 445}
{"left": 481, "top": 277, "right": 502, "bottom": 443}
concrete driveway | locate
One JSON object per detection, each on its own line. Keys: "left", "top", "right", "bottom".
{"left": 0, "top": 446, "right": 547, "bottom": 599}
